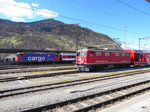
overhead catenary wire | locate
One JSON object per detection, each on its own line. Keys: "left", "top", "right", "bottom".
{"left": 117, "top": 0, "right": 150, "bottom": 16}
{"left": 69, "top": 0, "right": 150, "bottom": 29}
{"left": 59, "top": 15, "right": 147, "bottom": 37}
{"left": 0, "top": 1, "right": 147, "bottom": 37}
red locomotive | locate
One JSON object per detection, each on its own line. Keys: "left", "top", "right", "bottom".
{"left": 76, "top": 47, "right": 150, "bottom": 72}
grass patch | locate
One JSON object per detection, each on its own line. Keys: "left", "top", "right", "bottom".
{"left": 0, "top": 35, "right": 22, "bottom": 46}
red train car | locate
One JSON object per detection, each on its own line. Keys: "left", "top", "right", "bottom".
{"left": 76, "top": 48, "right": 131, "bottom": 71}
{"left": 145, "top": 52, "right": 150, "bottom": 65}
{"left": 125, "top": 50, "right": 150, "bottom": 67}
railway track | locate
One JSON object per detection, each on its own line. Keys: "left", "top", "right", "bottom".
{"left": 1, "top": 69, "right": 150, "bottom": 99}
{"left": 1, "top": 66, "right": 150, "bottom": 83}
{"left": 0, "top": 64, "right": 76, "bottom": 74}
{"left": 0, "top": 64, "right": 53, "bottom": 70}
{"left": 0, "top": 63, "right": 74, "bottom": 68}
{"left": 22, "top": 80, "right": 150, "bottom": 112}
{"left": 0, "top": 69, "right": 78, "bottom": 82}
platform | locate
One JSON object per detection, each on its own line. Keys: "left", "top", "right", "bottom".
{"left": 101, "top": 92, "right": 150, "bottom": 112}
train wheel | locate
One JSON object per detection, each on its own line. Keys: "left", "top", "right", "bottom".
{"left": 97, "top": 66, "right": 103, "bottom": 71}
{"left": 89, "top": 67, "right": 96, "bottom": 72}
{"left": 79, "top": 67, "right": 85, "bottom": 72}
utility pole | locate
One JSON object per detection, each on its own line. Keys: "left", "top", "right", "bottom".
{"left": 139, "top": 37, "right": 150, "bottom": 50}
{"left": 139, "top": 38, "right": 141, "bottom": 50}
{"left": 123, "top": 26, "right": 127, "bottom": 49}
{"left": 76, "top": 24, "right": 79, "bottom": 51}
{"left": 113, "top": 38, "right": 122, "bottom": 49}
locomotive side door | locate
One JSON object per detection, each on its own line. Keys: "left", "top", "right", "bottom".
{"left": 146, "top": 55, "right": 150, "bottom": 65}
{"left": 90, "top": 51, "right": 94, "bottom": 62}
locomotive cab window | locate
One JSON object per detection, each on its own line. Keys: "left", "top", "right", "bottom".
{"left": 17, "top": 53, "right": 23, "bottom": 57}
{"left": 77, "top": 52, "right": 86, "bottom": 57}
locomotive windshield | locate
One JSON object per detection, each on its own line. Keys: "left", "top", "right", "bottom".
{"left": 77, "top": 52, "right": 86, "bottom": 57}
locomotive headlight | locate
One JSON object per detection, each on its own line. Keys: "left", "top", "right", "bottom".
{"left": 79, "top": 58, "right": 82, "bottom": 61}
{"left": 79, "top": 58, "right": 84, "bottom": 63}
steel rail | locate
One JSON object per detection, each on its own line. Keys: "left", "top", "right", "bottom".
{"left": 0, "top": 69, "right": 78, "bottom": 82}
{"left": 22, "top": 80, "right": 150, "bottom": 112}
{"left": 1, "top": 69, "right": 150, "bottom": 99}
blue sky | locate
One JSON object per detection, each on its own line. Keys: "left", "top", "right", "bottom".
{"left": 0, "top": 0, "right": 150, "bottom": 50}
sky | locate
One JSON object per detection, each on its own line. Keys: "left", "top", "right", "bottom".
{"left": 0, "top": 0, "right": 150, "bottom": 50}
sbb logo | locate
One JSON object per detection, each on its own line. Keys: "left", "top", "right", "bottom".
{"left": 28, "top": 56, "right": 46, "bottom": 62}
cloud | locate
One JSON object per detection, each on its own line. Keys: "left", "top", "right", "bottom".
{"left": 32, "top": 3, "right": 39, "bottom": 7}
{"left": 0, "top": 0, "right": 58, "bottom": 22}
{"left": 12, "top": 17, "right": 26, "bottom": 22}
{"left": 36, "top": 9, "right": 58, "bottom": 18}
{"left": 0, "top": 0, "right": 33, "bottom": 20}
{"left": 127, "top": 45, "right": 139, "bottom": 50}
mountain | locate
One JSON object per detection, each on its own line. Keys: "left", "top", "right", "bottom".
{"left": 0, "top": 18, "right": 122, "bottom": 50}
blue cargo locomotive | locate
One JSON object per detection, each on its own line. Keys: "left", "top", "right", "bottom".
{"left": 15, "top": 52, "right": 59, "bottom": 63}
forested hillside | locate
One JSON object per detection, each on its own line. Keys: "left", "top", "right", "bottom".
{"left": 0, "top": 18, "right": 122, "bottom": 50}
